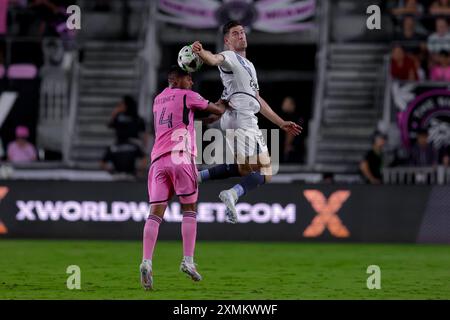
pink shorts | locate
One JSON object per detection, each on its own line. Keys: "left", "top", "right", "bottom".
{"left": 148, "top": 152, "right": 198, "bottom": 205}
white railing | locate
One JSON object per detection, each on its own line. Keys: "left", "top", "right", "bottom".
{"left": 37, "top": 37, "right": 74, "bottom": 154}
{"left": 307, "top": 0, "right": 330, "bottom": 168}
{"left": 445, "top": 166, "right": 450, "bottom": 184}
{"left": 62, "top": 51, "right": 79, "bottom": 165}
{"left": 39, "top": 70, "right": 68, "bottom": 123}
{"left": 383, "top": 166, "right": 450, "bottom": 185}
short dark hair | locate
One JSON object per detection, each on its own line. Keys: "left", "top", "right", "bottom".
{"left": 222, "top": 20, "right": 243, "bottom": 36}
{"left": 122, "top": 95, "right": 137, "bottom": 117}
{"left": 168, "top": 65, "right": 190, "bottom": 79}
{"left": 372, "top": 131, "right": 387, "bottom": 143}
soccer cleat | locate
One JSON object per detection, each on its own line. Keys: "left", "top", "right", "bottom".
{"left": 219, "top": 189, "right": 238, "bottom": 224}
{"left": 140, "top": 260, "right": 153, "bottom": 290}
{"left": 180, "top": 260, "right": 202, "bottom": 282}
{"left": 224, "top": 208, "right": 238, "bottom": 224}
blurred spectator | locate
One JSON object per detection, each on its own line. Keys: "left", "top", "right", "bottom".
{"left": 8, "top": 0, "right": 34, "bottom": 36}
{"left": 108, "top": 95, "right": 146, "bottom": 147}
{"left": 394, "top": 16, "right": 428, "bottom": 78}
{"left": 279, "top": 96, "right": 303, "bottom": 163}
{"left": 25, "top": 0, "right": 71, "bottom": 37}
{"left": 395, "top": 16, "right": 426, "bottom": 44}
{"left": 391, "top": 44, "right": 419, "bottom": 80}
{"left": 360, "top": 132, "right": 386, "bottom": 185}
{"left": 391, "top": 0, "right": 424, "bottom": 16}
{"left": 390, "top": 146, "right": 411, "bottom": 166}
{"left": 440, "top": 145, "right": 450, "bottom": 165}
{"left": 322, "top": 172, "right": 334, "bottom": 184}
{"left": 429, "top": 0, "right": 450, "bottom": 15}
{"left": 100, "top": 134, "right": 147, "bottom": 177}
{"left": 28, "top": 0, "right": 60, "bottom": 36}
{"left": 395, "top": 16, "right": 427, "bottom": 54}
{"left": 427, "top": 17, "right": 450, "bottom": 59}
{"left": 409, "top": 129, "right": 438, "bottom": 166}
{"left": 7, "top": 126, "right": 37, "bottom": 163}
{"left": 430, "top": 50, "right": 450, "bottom": 80}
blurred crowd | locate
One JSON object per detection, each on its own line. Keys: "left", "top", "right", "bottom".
{"left": 4, "top": 0, "right": 74, "bottom": 38}
{"left": 388, "top": 0, "right": 450, "bottom": 81}
{"left": 359, "top": 1, "right": 450, "bottom": 184}
{"left": 100, "top": 95, "right": 149, "bottom": 178}
{"left": 0, "top": 0, "right": 76, "bottom": 70}
{"left": 360, "top": 130, "right": 450, "bottom": 184}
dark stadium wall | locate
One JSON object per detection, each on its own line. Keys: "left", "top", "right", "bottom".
{"left": 0, "top": 181, "right": 448, "bottom": 244}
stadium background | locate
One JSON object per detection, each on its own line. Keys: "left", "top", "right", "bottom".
{"left": 0, "top": 0, "right": 449, "bottom": 300}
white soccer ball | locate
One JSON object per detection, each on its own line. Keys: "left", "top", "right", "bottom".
{"left": 177, "top": 44, "right": 203, "bottom": 73}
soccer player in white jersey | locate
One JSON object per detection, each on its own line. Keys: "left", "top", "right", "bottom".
{"left": 192, "top": 20, "right": 302, "bottom": 223}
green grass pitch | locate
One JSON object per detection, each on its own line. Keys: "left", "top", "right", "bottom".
{"left": 0, "top": 240, "right": 449, "bottom": 299}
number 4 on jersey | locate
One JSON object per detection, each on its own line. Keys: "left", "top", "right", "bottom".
{"left": 158, "top": 107, "right": 173, "bottom": 128}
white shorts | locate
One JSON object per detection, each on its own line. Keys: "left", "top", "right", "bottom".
{"left": 220, "top": 109, "right": 269, "bottom": 158}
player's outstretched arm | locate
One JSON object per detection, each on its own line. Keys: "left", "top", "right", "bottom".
{"left": 200, "top": 100, "right": 227, "bottom": 124}
{"left": 192, "top": 41, "right": 224, "bottom": 66}
{"left": 205, "top": 100, "right": 226, "bottom": 116}
{"left": 257, "top": 93, "right": 302, "bottom": 136}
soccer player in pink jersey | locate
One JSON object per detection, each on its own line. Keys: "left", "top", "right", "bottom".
{"left": 140, "top": 66, "right": 225, "bottom": 290}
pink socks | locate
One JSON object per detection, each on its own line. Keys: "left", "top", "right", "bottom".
{"left": 142, "top": 211, "right": 197, "bottom": 261}
{"left": 182, "top": 211, "right": 197, "bottom": 258}
{"left": 142, "top": 214, "right": 162, "bottom": 260}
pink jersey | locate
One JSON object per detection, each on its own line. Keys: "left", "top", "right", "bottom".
{"left": 431, "top": 66, "right": 450, "bottom": 82}
{"left": 7, "top": 141, "right": 37, "bottom": 163}
{"left": 151, "top": 87, "right": 209, "bottom": 162}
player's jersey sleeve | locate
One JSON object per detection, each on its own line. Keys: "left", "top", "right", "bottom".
{"left": 186, "top": 90, "right": 209, "bottom": 110}
{"left": 219, "top": 50, "right": 237, "bottom": 72}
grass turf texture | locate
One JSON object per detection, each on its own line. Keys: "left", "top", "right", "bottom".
{"left": 0, "top": 240, "right": 449, "bottom": 299}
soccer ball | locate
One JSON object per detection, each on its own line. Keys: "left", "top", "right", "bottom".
{"left": 178, "top": 44, "right": 203, "bottom": 73}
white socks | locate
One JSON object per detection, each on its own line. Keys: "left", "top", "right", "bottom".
{"left": 183, "top": 256, "right": 194, "bottom": 264}
{"left": 143, "top": 259, "right": 152, "bottom": 266}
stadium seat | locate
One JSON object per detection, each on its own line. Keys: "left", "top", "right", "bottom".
{"left": 7, "top": 64, "right": 38, "bottom": 79}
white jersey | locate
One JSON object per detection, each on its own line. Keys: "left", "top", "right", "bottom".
{"left": 217, "top": 51, "right": 268, "bottom": 157}
{"left": 218, "top": 50, "right": 260, "bottom": 115}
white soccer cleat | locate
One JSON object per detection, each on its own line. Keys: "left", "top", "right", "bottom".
{"left": 140, "top": 260, "right": 153, "bottom": 290}
{"left": 219, "top": 189, "right": 238, "bottom": 224}
{"left": 180, "top": 260, "right": 202, "bottom": 282}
